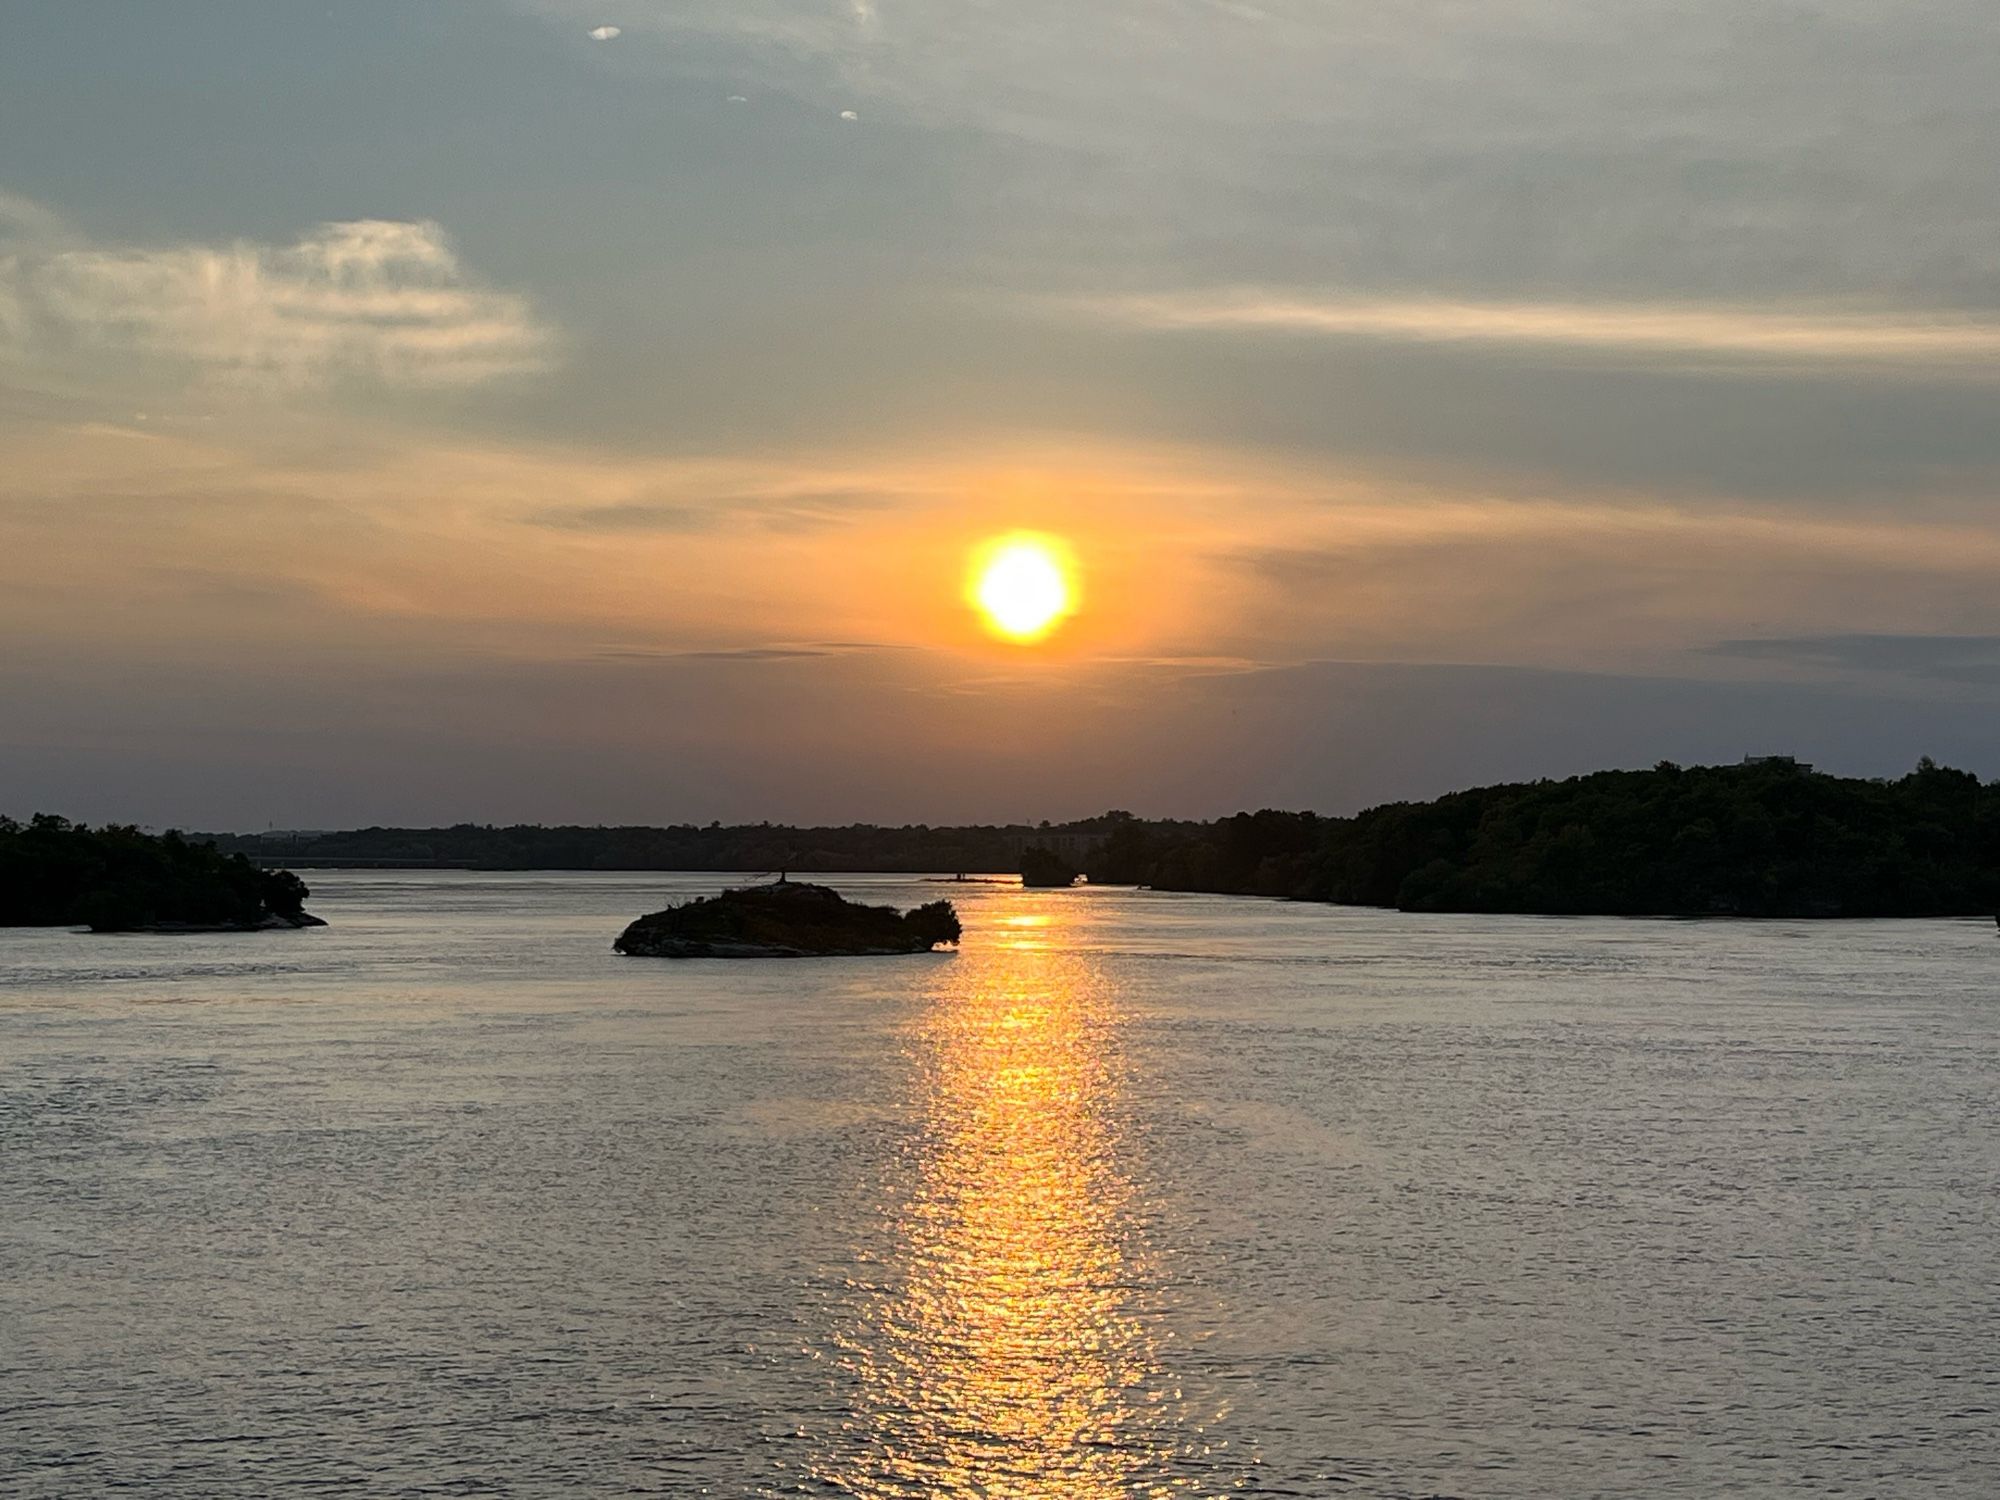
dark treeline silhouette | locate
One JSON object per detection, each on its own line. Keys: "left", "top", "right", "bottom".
{"left": 1092, "top": 759, "right": 2000, "bottom": 917}
{"left": 196, "top": 758, "right": 2000, "bottom": 918}
{"left": 206, "top": 815, "right": 1171, "bottom": 877}
{"left": 0, "top": 815, "right": 313, "bottom": 931}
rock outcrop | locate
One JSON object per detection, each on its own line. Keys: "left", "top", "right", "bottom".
{"left": 614, "top": 880, "right": 961, "bottom": 958}
{"left": 137, "top": 912, "right": 329, "bottom": 934}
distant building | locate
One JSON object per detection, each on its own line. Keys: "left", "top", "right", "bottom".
{"left": 1741, "top": 755, "right": 1814, "bottom": 773}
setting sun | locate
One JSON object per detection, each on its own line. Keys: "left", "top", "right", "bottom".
{"left": 969, "top": 534, "right": 1077, "bottom": 643}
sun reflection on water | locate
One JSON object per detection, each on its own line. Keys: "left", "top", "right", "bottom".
{"left": 817, "top": 928, "right": 1223, "bottom": 1495}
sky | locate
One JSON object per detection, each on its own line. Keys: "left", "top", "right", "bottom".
{"left": 5, "top": 0, "right": 2000, "bottom": 829}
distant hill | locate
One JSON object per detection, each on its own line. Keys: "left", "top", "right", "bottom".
{"left": 1088, "top": 759, "right": 2000, "bottom": 918}
{"left": 0, "top": 816, "right": 319, "bottom": 931}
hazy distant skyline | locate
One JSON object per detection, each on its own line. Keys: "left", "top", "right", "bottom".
{"left": 7, "top": 1, "right": 2000, "bottom": 829}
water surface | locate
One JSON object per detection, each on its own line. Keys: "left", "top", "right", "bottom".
{"left": 3, "top": 873, "right": 1996, "bottom": 1495}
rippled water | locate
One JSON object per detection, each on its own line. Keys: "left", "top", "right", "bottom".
{"left": 3, "top": 872, "right": 1997, "bottom": 1496}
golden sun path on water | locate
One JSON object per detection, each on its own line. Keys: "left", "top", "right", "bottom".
{"left": 814, "top": 905, "right": 1231, "bottom": 1496}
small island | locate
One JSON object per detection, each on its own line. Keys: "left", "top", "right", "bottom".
{"left": 614, "top": 879, "right": 961, "bottom": 958}
{"left": 1018, "top": 845, "right": 1081, "bottom": 888}
{"left": 0, "top": 815, "right": 325, "bottom": 932}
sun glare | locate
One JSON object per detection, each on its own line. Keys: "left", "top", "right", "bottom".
{"left": 969, "top": 534, "right": 1077, "bottom": 643}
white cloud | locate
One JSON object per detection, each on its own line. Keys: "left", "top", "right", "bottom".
{"left": 588, "top": 24, "right": 621, "bottom": 40}
{"left": 1, "top": 208, "right": 553, "bottom": 390}
{"left": 839, "top": 109, "right": 859, "bottom": 121}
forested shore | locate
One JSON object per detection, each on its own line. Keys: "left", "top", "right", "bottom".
{"left": 0, "top": 816, "right": 318, "bottom": 931}
{"left": 189, "top": 758, "right": 2000, "bottom": 919}
{"left": 1094, "top": 759, "right": 1999, "bottom": 917}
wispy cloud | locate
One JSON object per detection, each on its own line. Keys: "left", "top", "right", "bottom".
{"left": 1709, "top": 634, "right": 2000, "bottom": 683}
{"left": 527, "top": 501, "right": 715, "bottom": 534}
{"left": 523, "top": 0, "right": 2000, "bottom": 310}
{"left": 2, "top": 205, "right": 553, "bottom": 390}
{"left": 0, "top": 190, "right": 73, "bottom": 251}
{"left": 1066, "top": 290, "right": 2000, "bottom": 371}
{"left": 598, "top": 641, "right": 894, "bottom": 661}
{"left": 523, "top": 484, "right": 894, "bottom": 534}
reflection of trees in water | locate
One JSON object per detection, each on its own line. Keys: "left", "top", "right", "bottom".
{"left": 817, "top": 946, "right": 1213, "bottom": 1497}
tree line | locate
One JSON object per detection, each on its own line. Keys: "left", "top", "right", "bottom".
{"left": 37, "top": 756, "right": 1999, "bottom": 920}
{"left": 1087, "top": 759, "right": 2000, "bottom": 917}
{"left": 204, "top": 815, "right": 1164, "bottom": 878}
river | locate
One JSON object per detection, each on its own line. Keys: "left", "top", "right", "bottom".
{"left": 3, "top": 872, "right": 1996, "bottom": 1495}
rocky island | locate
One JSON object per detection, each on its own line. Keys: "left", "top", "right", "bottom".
{"left": 614, "top": 879, "right": 960, "bottom": 958}
{"left": 0, "top": 815, "right": 325, "bottom": 932}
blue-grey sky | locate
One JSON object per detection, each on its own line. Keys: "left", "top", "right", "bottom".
{"left": 5, "top": 0, "right": 2000, "bottom": 828}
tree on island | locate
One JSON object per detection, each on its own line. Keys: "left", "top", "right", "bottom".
{"left": 1018, "top": 846, "right": 1080, "bottom": 888}
{"left": 0, "top": 815, "right": 320, "bottom": 931}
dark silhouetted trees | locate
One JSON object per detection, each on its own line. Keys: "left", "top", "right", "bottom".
{"left": 187, "top": 757, "right": 2000, "bottom": 919}
{"left": 1083, "top": 760, "right": 2000, "bottom": 917}
{"left": 0, "top": 815, "right": 314, "bottom": 931}
{"left": 1018, "top": 846, "right": 1080, "bottom": 888}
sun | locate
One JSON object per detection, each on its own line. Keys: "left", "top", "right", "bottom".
{"left": 968, "top": 533, "right": 1077, "bottom": 643}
